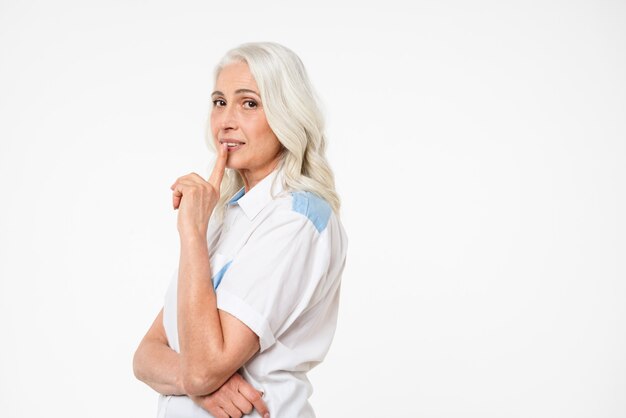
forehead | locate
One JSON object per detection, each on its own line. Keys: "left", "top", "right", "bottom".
{"left": 215, "top": 61, "right": 259, "bottom": 93}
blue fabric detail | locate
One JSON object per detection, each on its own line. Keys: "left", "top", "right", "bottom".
{"left": 291, "top": 191, "right": 332, "bottom": 233}
{"left": 228, "top": 188, "right": 245, "bottom": 205}
{"left": 212, "top": 261, "right": 232, "bottom": 289}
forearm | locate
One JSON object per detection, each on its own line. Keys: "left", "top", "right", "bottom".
{"left": 133, "top": 338, "right": 185, "bottom": 396}
{"left": 177, "top": 234, "right": 227, "bottom": 393}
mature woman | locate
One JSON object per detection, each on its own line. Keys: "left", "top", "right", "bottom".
{"left": 133, "top": 42, "right": 348, "bottom": 418}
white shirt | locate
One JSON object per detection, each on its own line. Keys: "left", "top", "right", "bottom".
{"left": 157, "top": 169, "right": 348, "bottom": 418}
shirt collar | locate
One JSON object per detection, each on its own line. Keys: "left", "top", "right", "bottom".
{"left": 226, "top": 169, "right": 285, "bottom": 220}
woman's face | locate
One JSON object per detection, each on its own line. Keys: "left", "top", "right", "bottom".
{"left": 210, "top": 61, "right": 283, "bottom": 187}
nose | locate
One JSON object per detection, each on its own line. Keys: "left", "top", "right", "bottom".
{"left": 219, "top": 103, "right": 238, "bottom": 132}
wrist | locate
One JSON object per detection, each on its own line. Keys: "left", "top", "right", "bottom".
{"left": 179, "top": 231, "right": 207, "bottom": 246}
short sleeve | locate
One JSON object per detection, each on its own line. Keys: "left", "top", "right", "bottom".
{"left": 215, "top": 211, "right": 332, "bottom": 352}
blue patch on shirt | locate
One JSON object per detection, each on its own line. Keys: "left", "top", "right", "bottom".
{"left": 291, "top": 191, "right": 332, "bottom": 233}
{"left": 212, "top": 261, "right": 232, "bottom": 289}
{"left": 228, "top": 188, "right": 245, "bottom": 205}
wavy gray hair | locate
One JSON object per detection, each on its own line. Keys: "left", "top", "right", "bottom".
{"left": 205, "top": 42, "right": 340, "bottom": 219}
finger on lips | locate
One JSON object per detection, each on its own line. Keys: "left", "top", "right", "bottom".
{"left": 171, "top": 144, "right": 227, "bottom": 210}
{"left": 208, "top": 144, "right": 228, "bottom": 188}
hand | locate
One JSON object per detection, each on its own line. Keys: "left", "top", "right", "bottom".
{"left": 170, "top": 143, "right": 228, "bottom": 238}
{"left": 191, "top": 373, "right": 269, "bottom": 418}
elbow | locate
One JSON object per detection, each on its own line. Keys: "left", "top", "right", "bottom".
{"left": 182, "top": 379, "right": 208, "bottom": 397}
{"left": 132, "top": 347, "right": 145, "bottom": 382}
{"left": 182, "top": 374, "right": 220, "bottom": 397}
{"left": 181, "top": 367, "right": 223, "bottom": 396}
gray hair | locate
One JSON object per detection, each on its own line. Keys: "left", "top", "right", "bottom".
{"left": 206, "top": 42, "right": 340, "bottom": 218}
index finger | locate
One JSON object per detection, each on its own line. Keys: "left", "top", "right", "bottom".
{"left": 208, "top": 142, "right": 228, "bottom": 189}
{"left": 238, "top": 385, "right": 268, "bottom": 417}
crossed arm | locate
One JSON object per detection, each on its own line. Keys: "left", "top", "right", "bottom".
{"left": 134, "top": 145, "right": 268, "bottom": 415}
{"left": 176, "top": 234, "right": 261, "bottom": 394}
{"left": 133, "top": 307, "right": 268, "bottom": 417}
{"left": 132, "top": 308, "right": 184, "bottom": 396}
{"left": 133, "top": 231, "right": 267, "bottom": 415}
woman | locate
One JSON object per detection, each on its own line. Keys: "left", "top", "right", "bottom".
{"left": 133, "top": 42, "right": 348, "bottom": 418}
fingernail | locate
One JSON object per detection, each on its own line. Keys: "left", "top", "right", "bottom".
{"left": 264, "top": 414, "right": 270, "bottom": 418}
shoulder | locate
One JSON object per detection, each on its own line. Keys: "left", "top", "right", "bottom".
{"left": 289, "top": 191, "right": 333, "bottom": 233}
{"left": 264, "top": 190, "right": 334, "bottom": 234}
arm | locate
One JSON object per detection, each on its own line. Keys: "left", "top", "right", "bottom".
{"left": 132, "top": 308, "right": 184, "bottom": 396}
{"left": 133, "top": 309, "right": 269, "bottom": 416}
{"left": 170, "top": 144, "right": 260, "bottom": 396}
{"left": 177, "top": 235, "right": 260, "bottom": 396}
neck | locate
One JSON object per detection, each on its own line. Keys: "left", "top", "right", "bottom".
{"left": 238, "top": 160, "right": 281, "bottom": 192}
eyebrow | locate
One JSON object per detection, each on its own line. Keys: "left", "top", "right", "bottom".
{"left": 211, "top": 88, "right": 260, "bottom": 97}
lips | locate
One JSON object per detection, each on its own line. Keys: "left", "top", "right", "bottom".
{"left": 219, "top": 139, "right": 245, "bottom": 151}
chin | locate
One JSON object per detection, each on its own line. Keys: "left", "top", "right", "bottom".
{"left": 225, "top": 159, "right": 245, "bottom": 172}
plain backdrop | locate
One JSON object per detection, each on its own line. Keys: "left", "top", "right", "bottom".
{"left": 1, "top": 0, "right": 625, "bottom": 417}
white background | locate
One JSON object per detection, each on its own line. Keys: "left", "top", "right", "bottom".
{"left": 1, "top": 0, "right": 625, "bottom": 417}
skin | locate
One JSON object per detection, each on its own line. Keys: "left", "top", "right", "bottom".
{"left": 210, "top": 60, "right": 283, "bottom": 191}
{"left": 133, "top": 61, "right": 283, "bottom": 418}
{"left": 133, "top": 308, "right": 267, "bottom": 418}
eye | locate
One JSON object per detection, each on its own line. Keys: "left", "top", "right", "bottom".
{"left": 243, "top": 100, "right": 258, "bottom": 109}
{"left": 212, "top": 99, "right": 226, "bottom": 107}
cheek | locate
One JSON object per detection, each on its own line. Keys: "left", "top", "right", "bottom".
{"left": 256, "top": 120, "right": 279, "bottom": 148}
{"left": 258, "top": 131, "right": 280, "bottom": 154}
{"left": 269, "top": 135, "right": 282, "bottom": 153}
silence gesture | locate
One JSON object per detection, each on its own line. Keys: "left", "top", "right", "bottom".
{"left": 170, "top": 142, "right": 229, "bottom": 238}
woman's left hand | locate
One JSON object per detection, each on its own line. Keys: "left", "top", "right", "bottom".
{"left": 170, "top": 143, "right": 228, "bottom": 238}
{"left": 191, "top": 373, "right": 269, "bottom": 418}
